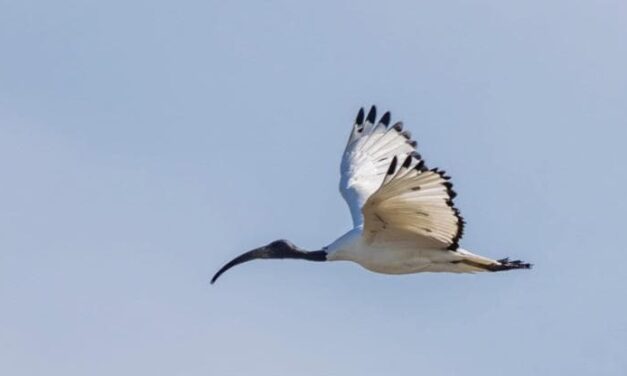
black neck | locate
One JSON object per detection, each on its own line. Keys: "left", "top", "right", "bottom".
{"left": 270, "top": 248, "right": 327, "bottom": 261}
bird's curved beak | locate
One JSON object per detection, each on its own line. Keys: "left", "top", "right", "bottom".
{"left": 211, "top": 242, "right": 326, "bottom": 284}
{"left": 210, "top": 246, "right": 270, "bottom": 284}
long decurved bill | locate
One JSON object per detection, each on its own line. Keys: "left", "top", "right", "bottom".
{"left": 211, "top": 242, "right": 326, "bottom": 284}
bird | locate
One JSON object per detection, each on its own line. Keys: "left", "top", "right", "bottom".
{"left": 211, "top": 106, "right": 531, "bottom": 284}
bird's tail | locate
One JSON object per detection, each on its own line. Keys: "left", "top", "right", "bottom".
{"left": 454, "top": 249, "right": 532, "bottom": 272}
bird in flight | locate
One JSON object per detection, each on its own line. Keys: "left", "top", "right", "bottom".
{"left": 211, "top": 106, "right": 531, "bottom": 284}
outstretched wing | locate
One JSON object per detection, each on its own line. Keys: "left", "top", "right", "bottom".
{"left": 362, "top": 155, "right": 464, "bottom": 250}
{"left": 340, "top": 106, "right": 421, "bottom": 226}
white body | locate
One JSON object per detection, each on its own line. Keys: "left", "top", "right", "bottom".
{"left": 326, "top": 226, "right": 497, "bottom": 274}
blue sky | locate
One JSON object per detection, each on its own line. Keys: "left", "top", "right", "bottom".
{"left": 1, "top": 1, "right": 626, "bottom": 375}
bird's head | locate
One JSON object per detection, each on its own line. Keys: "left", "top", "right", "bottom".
{"left": 265, "top": 239, "right": 298, "bottom": 254}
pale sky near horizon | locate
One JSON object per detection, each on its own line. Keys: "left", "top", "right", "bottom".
{"left": 1, "top": 1, "right": 627, "bottom": 375}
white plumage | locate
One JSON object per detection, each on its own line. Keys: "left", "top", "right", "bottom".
{"left": 211, "top": 106, "right": 530, "bottom": 284}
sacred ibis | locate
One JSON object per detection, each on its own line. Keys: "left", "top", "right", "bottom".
{"left": 211, "top": 106, "right": 531, "bottom": 284}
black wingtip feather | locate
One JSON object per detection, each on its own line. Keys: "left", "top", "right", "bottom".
{"left": 380, "top": 111, "right": 391, "bottom": 126}
{"left": 448, "top": 197, "right": 464, "bottom": 251}
{"left": 386, "top": 156, "right": 398, "bottom": 175}
{"left": 366, "top": 106, "right": 377, "bottom": 124}
{"left": 402, "top": 155, "right": 412, "bottom": 168}
{"left": 355, "top": 107, "right": 365, "bottom": 125}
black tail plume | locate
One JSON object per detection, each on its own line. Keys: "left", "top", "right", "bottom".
{"left": 486, "top": 258, "right": 533, "bottom": 272}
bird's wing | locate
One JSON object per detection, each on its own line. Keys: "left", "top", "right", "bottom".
{"left": 362, "top": 155, "right": 464, "bottom": 250}
{"left": 340, "top": 106, "right": 419, "bottom": 226}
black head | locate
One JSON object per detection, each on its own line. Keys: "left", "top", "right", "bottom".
{"left": 266, "top": 239, "right": 297, "bottom": 253}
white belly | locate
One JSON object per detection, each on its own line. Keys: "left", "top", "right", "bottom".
{"left": 345, "top": 246, "right": 465, "bottom": 274}
{"left": 325, "top": 228, "right": 473, "bottom": 274}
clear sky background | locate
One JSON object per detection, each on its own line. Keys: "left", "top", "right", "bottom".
{"left": 1, "top": 1, "right": 626, "bottom": 375}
